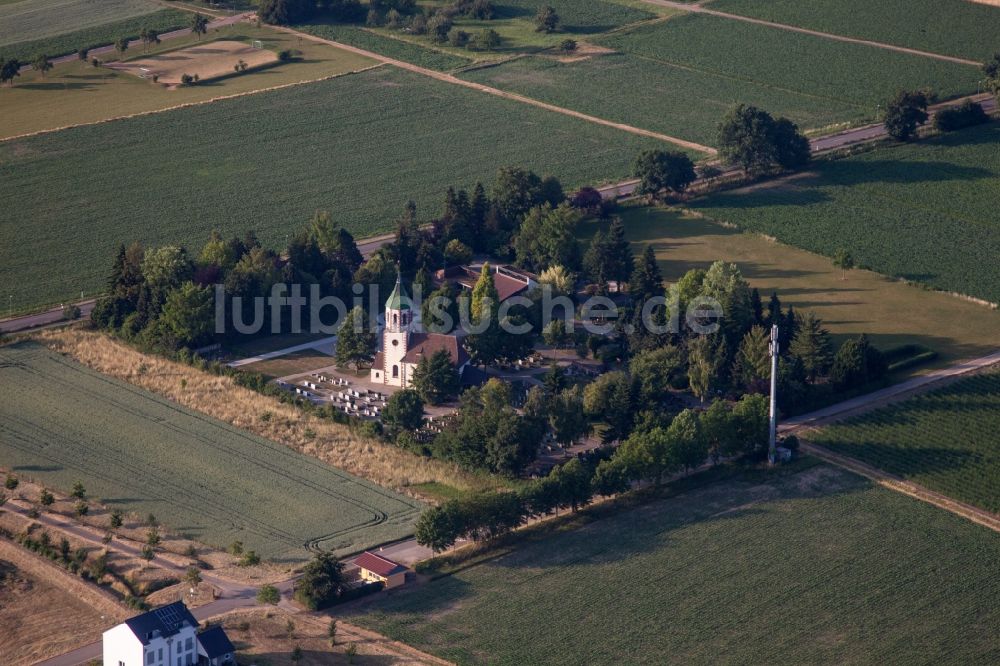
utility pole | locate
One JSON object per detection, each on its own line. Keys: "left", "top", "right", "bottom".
{"left": 768, "top": 324, "right": 779, "bottom": 465}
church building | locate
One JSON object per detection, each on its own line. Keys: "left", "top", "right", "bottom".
{"left": 370, "top": 274, "right": 470, "bottom": 388}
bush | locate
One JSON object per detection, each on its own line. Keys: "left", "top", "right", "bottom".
{"left": 933, "top": 101, "right": 989, "bottom": 132}
{"left": 63, "top": 303, "right": 82, "bottom": 321}
{"left": 560, "top": 39, "right": 577, "bottom": 53}
{"left": 257, "top": 584, "right": 280, "bottom": 605}
{"left": 277, "top": 49, "right": 302, "bottom": 62}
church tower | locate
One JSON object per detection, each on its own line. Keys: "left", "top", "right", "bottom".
{"left": 382, "top": 271, "right": 411, "bottom": 386}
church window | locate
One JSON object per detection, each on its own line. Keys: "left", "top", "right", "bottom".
{"left": 392, "top": 365, "right": 399, "bottom": 378}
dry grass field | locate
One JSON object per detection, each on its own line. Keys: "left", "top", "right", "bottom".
{"left": 109, "top": 40, "right": 279, "bottom": 86}
{"left": 0, "top": 541, "right": 121, "bottom": 665}
{"left": 216, "top": 607, "right": 452, "bottom": 666}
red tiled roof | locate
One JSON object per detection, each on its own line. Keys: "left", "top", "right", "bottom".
{"left": 372, "top": 351, "right": 384, "bottom": 369}
{"left": 402, "top": 333, "right": 469, "bottom": 367}
{"left": 355, "top": 551, "right": 407, "bottom": 577}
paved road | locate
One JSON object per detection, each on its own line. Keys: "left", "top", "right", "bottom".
{"left": 19, "top": 12, "right": 251, "bottom": 73}
{"left": 639, "top": 0, "right": 982, "bottom": 66}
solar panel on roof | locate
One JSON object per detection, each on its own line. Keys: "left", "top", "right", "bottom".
{"left": 154, "top": 605, "right": 182, "bottom": 629}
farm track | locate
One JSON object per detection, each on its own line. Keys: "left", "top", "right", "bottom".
{"left": 640, "top": 0, "right": 983, "bottom": 66}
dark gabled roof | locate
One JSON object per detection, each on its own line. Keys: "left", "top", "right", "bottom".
{"left": 402, "top": 333, "right": 469, "bottom": 367}
{"left": 355, "top": 551, "right": 407, "bottom": 578}
{"left": 460, "top": 364, "right": 489, "bottom": 387}
{"left": 198, "top": 626, "right": 235, "bottom": 658}
{"left": 124, "top": 602, "right": 198, "bottom": 645}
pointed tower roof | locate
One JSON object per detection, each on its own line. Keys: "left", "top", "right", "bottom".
{"left": 386, "top": 270, "right": 410, "bottom": 310}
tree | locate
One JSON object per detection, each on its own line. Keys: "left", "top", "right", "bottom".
{"left": 470, "top": 27, "right": 501, "bottom": 51}
{"left": 412, "top": 349, "right": 460, "bottom": 405}
{"left": 335, "top": 305, "right": 376, "bottom": 369}
{"left": 114, "top": 37, "right": 129, "bottom": 58}
{"left": 291, "top": 647, "right": 303, "bottom": 664}
{"left": 984, "top": 53, "right": 1000, "bottom": 99}
{"left": 830, "top": 334, "right": 886, "bottom": 390}
{"left": 717, "top": 104, "right": 810, "bottom": 174}
{"left": 39, "top": 489, "right": 54, "bottom": 507}
{"left": 328, "top": 619, "right": 338, "bottom": 646}
{"left": 0, "top": 58, "right": 21, "bottom": 87}
{"left": 74, "top": 500, "right": 89, "bottom": 517}
{"left": 548, "top": 386, "right": 590, "bottom": 446}
{"left": 190, "top": 13, "right": 210, "bottom": 39}
{"left": 514, "top": 204, "right": 581, "bottom": 271}
{"left": 146, "top": 526, "right": 161, "bottom": 547}
{"left": 4, "top": 474, "right": 18, "bottom": 490}
{"left": 470, "top": 263, "right": 499, "bottom": 323}
{"left": 71, "top": 481, "right": 86, "bottom": 499}
{"left": 184, "top": 567, "right": 202, "bottom": 587}
{"left": 443, "top": 238, "right": 473, "bottom": 266}
{"left": 141, "top": 544, "right": 155, "bottom": 561}
{"left": 732, "top": 393, "right": 769, "bottom": 458}
{"left": 688, "top": 335, "right": 727, "bottom": 402}
{"left": 633, "top": 149, "right": 697, "bottom": 200}
{"left": 583, "top": 371, "right": 634, "bottom": 443}
{"left": 630, "top": 345, "right": 683, "bottom": 407}
{"left": 383, "top": 389, "right": 425, "bottom": 431}
{"left": 883, "top": 90, "right": 930, "bottom": 141}
{"left": 548, "top": 458, "right": 592, "bottom": 511}
{"left": 33, "top": 54, "right": 52, "bottom": 79}
{"left": 77, "top": 47, "right": 88, "bottom": 61}
{"left": 109, "top": 509, "right": 124, "bottom": 529}
{"left": 734, "top": 325, "right": 771, "bottom": 388}
{"left": 629, "top": 245, "right": 663, "bottom": 304}
{"left": 667, "top": 409, "right": 708, "bottom": 473}
{"left": 833, "top": 248, "right": 855, "bottom": 279}
{"left": 538, "top": 265, "right": 574, "bottom": 295}
{"left": 346, "top": 644, "right": 358, "bottom": 664}
{"left": 560, "top": 38, "right": 577, "bottom": 52}
{"left": 293, "top": 552, "right": 347, "bottom": 610}
{"left": 700, "top": 399, "right": 737, "bottom": 463}
{"left": 159, "top": 281, "right": 213, "bottom": 348}
{"left": 535, "top": 5, "right": 560, "bottom": 32}
{"left": 145, "top": 29, "right": 160, "bottom": 51}
{"left": 789, "top": 312, "right": 833, "bottom": 382}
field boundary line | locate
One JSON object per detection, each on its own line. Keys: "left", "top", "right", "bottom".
{"left": 0, "top": 63, "right": 386, "bottom": 144}
{"left": 639, "top": 0, "right": 983, "bottom": 66}
{"left": 799, "top": 441, "right": 1000, "bottom": 533}
{"left": 268, "top": 24, "right": 717, "bottom": 155}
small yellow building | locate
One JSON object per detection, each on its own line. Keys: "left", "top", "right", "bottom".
{"left": 355, "top": 551, "right": 408, "bottom": 589}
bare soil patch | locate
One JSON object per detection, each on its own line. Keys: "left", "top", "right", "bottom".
{"left": 109, "top": 40, "right": 278, "bottom": 86}
{"left": 550, "top": 42, "right": 616, "bottom": 63}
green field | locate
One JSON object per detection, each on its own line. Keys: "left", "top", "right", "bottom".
{"left": 689, "top": 123, "right": 1000, "bottom": 304}
{"left": 462, "top": 12, "right": 981, "bottom": 145}
{"left": 0, "top": 0, "right": 190, "bottom": 63}
{"left": 814, "top": 371, "right": 1000, "bottom": 514}
{"left": 711, "top": 0, "right": 1000, "bottom": 62}
{"left": 0, "top": 342, "right": 422, "bottom": 561}
{"left": 295, "top": 20, "right": 474, "bottom": 71}
{"left": 349, "top": 462, "right": 1000, "bottom": 664}
{"left": 589, "top": 206, "right": 1000, "bottom": 365}
{"left": 0, "top": 65, "right": 671, "bottom": 312}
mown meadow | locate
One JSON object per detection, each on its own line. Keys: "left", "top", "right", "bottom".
{"left": 813, "top": 371, "right": 1000, "bottom": 514}
{"left": 0, "top": 65, "right": 669, "bottom": 312}
{"left": 0, "top": 342, "right": 423, "bottom": 561}
{"left": 688, "top": 122, "right": 1000, "bottom": 304}
{"left": 711, "top": 0, "right": 1000, "bottom": 62}
{"left": 349, "top": 462, "right": 1000, "bottom": 664}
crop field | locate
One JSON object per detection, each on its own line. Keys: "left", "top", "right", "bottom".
{"left": 710, "top": 0, "right": 1000, "bottom": 62}
{"left": 0, "top": 342, "right": 423, "bottom": 561}
{"left": 462, "top": 13, "right": 980, "bottom": 145}
{"left": 688, "top": 122, "right": 1000, "bottom": 304}
{"left": 295, "top": 20, "right": 474, "bottom": 71}
{"left": 0, "top": 65, "right": 669, "bottom": 312}
{"left": 584, "top": 207, "right": 1000, "bottom": 366}
{"left": 349, "top": 462, "right": 1000, "bottom": 664}
{"left": 0, "top": 2, "right": 188, "bottom": 63}
{"left": 813, "top": 371, "right": 1000, "bottom": 514}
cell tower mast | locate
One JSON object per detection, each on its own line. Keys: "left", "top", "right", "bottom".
{"left": 768, "top": 324, "right": 779, "bottom": 465}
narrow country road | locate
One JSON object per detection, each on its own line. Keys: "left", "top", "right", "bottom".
{"left": 639, "top": 0, "right": 983, "bottom": 66}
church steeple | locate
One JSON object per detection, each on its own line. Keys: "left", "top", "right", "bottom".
{"left": 385, "top": 269, "right": 411, "bottom": 333}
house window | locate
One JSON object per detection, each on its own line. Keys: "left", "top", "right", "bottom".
{"left": 185, "top": 637, "right": 194, "bottom": 651}
{"left": 146, "top": 652, "right": 155, "bottom": 665}
{"left": 393, "top": 313, "right": 398, "bottom": 327}
{"left": 392, "top": 365, "right": 399, "bottom": 378}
